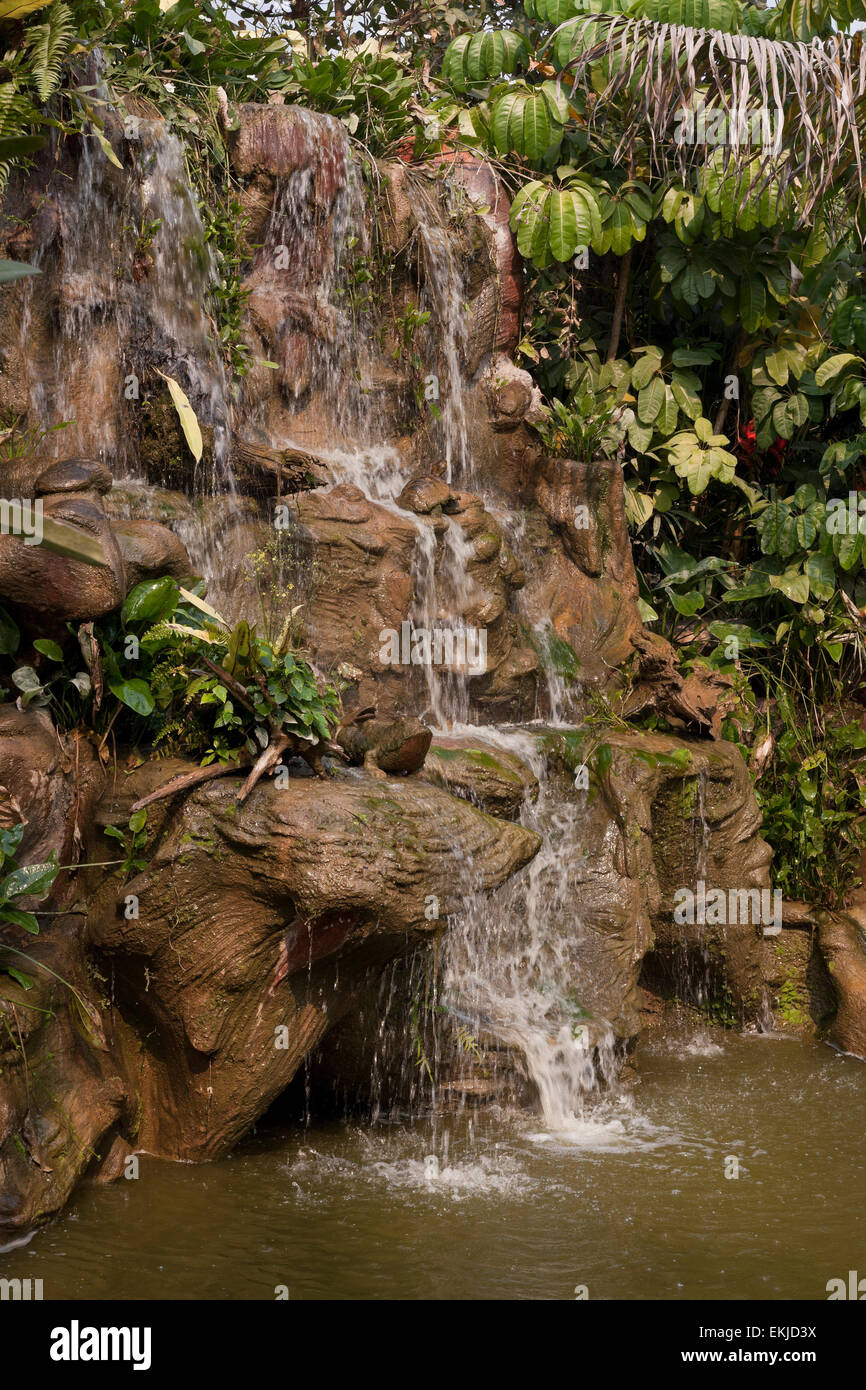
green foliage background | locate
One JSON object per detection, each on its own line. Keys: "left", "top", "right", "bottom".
{"left": 2, "top": 0, "right": 866, "bottom": 903}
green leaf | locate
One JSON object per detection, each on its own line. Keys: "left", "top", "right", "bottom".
{"left": 11, "top": 665, "right": 43, "bottom": 694}
{"left": 805, "top": 552, "right": 834, "bottom": 601}
{"left": 93, "top": 127, "right": 123, "bottom": 170}
{"left": 669, "top": 589, "right": 704, "bottom": 615}
{"left": 760, "top": 501, "right": 791, "bottom": 555}
{"left": 765, "top": 349, "right": 790, "bottom": 387}
{"left": 0, "top": 854, "right": 59, "bottom": 905}
{"left": 707, "top": 621, "right": 770, "bottom": 649}
{"left": 0, "top": 259, "right": 42, "bottom": 284}
{"left": 33, "top": 638, "right": 63, "bottom": 662}
{"left": 638, "top": 375, "right": 665, "bottom": 424}
{"left": 1, "top": 908, "right": 39, "bottom": 934}
{"left": 3, "top": 965, "right": 35, "bottom": 989}
{"left": 670, "top": 370, "right": 702, "bottom": 420}
{"left": 129, "top": 809, "right": 147, "bottom": 835}
{"left": 815, "top": 353, "right": 863, "bottom": 389}
{"left": 548, "top": 189, "right": 578, "bottom": 261}
{"left": 122, "top": 576, "right": 178, "bottom": 626}
{"left": 769, "top": 568, "right": 810, "bottom": 604}
{"left": 834, "top": 527, "right": 863, "bottom": 571}
{"left": 108, "top": 676, "right": 155, "bottom": 717}
{"left": 631, "top": 348, "right": 663, "bottom": 389}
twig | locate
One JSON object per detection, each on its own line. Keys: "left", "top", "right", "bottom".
{"left": 130, "top": 757, "right": 252, "bottom": 812}
{"left": 237, "top": 734, "right": 290, "bottom": 805}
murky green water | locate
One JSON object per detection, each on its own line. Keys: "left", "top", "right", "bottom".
{"left": 3, "top": 1032, "right": 865, "bottom": 1300}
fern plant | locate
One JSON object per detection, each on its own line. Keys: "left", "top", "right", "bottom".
{"left": 0, "top": 1, "right": 74, "bottom": 195}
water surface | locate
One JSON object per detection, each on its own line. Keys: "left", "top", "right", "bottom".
{"left": 3, "top": 1032, "right": 864, "bottom": 1301}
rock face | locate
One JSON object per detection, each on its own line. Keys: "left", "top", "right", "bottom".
{"left": 0, "top": 709, "right": 114, "bottom": 1236}
{"left": 422, "top": 738, "right": 540, "bottom": 820}
{"left": 85, "top": 762, "right": 540, "bottom": 1162}
{"left": 525, "top": 456, "right": 644, "bottom": 686}
{"left": 0, "top": 713, "right": 539, "bottom": 1234}
{"left": 5, "top": 92, "right": 855, "bottom": 1252}
{"left": 336, "top": 714, "right": 432, "bottom": 775}
{"left": 818, "top": 908, "right": 866, "bottom": 1056}
{"left": 0, "top": 458, "right": 193, "bottom": 623}
{"left": 538, "top": 729, "right": 774, "bottom": 1041}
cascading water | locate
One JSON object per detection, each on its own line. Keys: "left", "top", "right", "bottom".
{"left": 414, "top": 212, "right": 471, "bottom": 484}
{"left": 135, "top": 122, "right": 234, "bottom": 489}
{"left": 20, "top": 121, "right": 132, "bottom": 463}
{"left": 20, "top": 101, "right": 234, "bottom": 491}
{"left": 253, "top": 110, "right": 371, "bottom": 443}
{"left": 437, "top": 728, "right": 621, "bottom": 1131}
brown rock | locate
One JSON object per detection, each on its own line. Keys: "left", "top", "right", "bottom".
{"left": 422, "top": 737, "right": 539, "bottom": 819}
{"left": 111, "top": 519, "right": 194, "bottom": 591}
{"left": 34, "top": 457, "right": 113, "bottom": 496}
{"left": 337, "top": 715, "right": 432, "bottom": 775}
{"left": 0, "top": 490, "right": 126, "bottom": 621}
{"left": 397, "top": 477, "right": 452, "bottom": 514}
{"left": 87, "top": 768, "right": 541, "bottom": 1160}
{"left": 819, "top": 909, "right": 866, "bottom": 1058}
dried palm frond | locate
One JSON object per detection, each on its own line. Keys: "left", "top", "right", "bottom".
{"left": 556, "top": 16, "right": 866, "bottom": 224}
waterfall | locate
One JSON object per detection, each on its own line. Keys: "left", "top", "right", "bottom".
{"left": 415, "top": 215, "right": 471, "bottom": 485}
{"left": 438, "top": 727, "right": 621, "bottom": 1130}
{"left": 135, "top": 122, "right": 234, "bottom": 493}
{"left": 20, "top": 125, "right": 132, "bottom": 464}
{"left": 252, "top": 110, "right": 371, "bottom": 443}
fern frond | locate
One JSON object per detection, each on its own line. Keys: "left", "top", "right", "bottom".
{"left": 27, "top": 1, "right": 74, "bottom": 104}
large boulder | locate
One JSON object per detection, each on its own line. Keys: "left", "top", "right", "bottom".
{"left": 0, "top": 709, "right": 116, "bottom": 1238}
{"left": 85, "top": 763, "right": 540, "bottom": 1160}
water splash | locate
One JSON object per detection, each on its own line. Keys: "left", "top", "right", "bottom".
{"left": 440, "top": 727, "right": 622, "bottom": 1132}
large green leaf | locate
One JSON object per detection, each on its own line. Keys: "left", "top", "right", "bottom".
{"left": 108, "top": 676, "right": 155, "bottom": 717}
{"left": 815, "top": 353, "right": 863, "bottom": 389}
{"left": 638, "top": 0, "right": 740, "bottom": 27}
{"left": 805, "top": 552, "right": 834, "bottom": 601}
{"left": 442, "top": 30, "right": 528, "bottom": 91}
{"left": 548, "top": 189, "right": 578, "bottom": 261}
{"left": 122, "top": 576, "right": 178, "bottom": 626}
{"left": 638, "top": 375, "right": 665, "bottom": 424}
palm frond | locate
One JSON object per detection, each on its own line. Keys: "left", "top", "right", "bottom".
{"left": 557, "top": 16, "right": 866, "bottom": 223}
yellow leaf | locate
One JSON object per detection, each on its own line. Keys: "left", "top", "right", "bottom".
{"left": 0, "top": 0, "right": 50, "bottom": 17}
{"left": 177, "top": 586, "right": 228, "bottom": 628}
{"left": 156, "top": 370, "right": 203, "bottom": 463}
{"left": 94, "top": 128, "right": 122, "bottom": 169}
{"left": 164, "top": 622, "right": 215, "bottom": 642}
